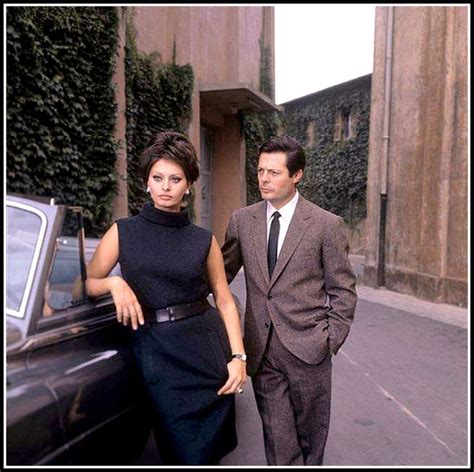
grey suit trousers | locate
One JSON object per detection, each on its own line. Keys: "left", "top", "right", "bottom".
{"left": 252, "top": 324, "right": 332, "bottom": 465}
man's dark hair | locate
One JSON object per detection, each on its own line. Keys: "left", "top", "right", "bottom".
{"left": 140, "top": 131, "right": 200, "bottom": 184}
{"left": 258, "top": 135, "right": 306, "bottom": 176}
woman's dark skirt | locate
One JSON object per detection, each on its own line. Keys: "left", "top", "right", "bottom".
{"left": 131, "top": 306, "right": 237, "bottom": 465}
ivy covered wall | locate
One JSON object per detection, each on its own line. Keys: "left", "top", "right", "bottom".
{"left": 7, "top": 7, "right": 119, "bottom": 237}
{"left": 283, "top": 74, "right": 371, "bottom": 227}
{"left": 7, "top": 6, "right": 196, "bottom": 235}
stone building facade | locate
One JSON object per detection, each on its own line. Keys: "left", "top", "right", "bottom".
{"left": 364, "top": 6, "right": 468, "bottom": 306}
{"left": 111, "top": 6, "right": 279, "bottom": 243}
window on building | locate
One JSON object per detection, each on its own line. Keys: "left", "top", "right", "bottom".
{"left": 306, "top": 121, "right": 315, "bottom": 146}
{"left": 334, "top": 112, "right": 342, "bottom": 142}
{"left": 334, "top": 110, "right": 357, "bottom": 142}
{"left": 342, "top": 112, "right": 351, "bottom": 140}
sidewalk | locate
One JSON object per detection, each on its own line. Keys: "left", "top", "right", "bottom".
{"left": 349, "top": 255, "right": 468, "bottom": 330}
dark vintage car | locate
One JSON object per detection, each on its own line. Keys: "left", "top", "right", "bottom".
{"left": 6, "top": 194, "right": 150, "bottom": 465}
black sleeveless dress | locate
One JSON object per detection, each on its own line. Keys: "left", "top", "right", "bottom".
{"left": 116, "top": 203, "right": 237, "bottom": 465}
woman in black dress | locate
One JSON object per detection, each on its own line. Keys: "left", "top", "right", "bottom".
{"left": 85, "top": 131, "right": 246, "bottom": 465}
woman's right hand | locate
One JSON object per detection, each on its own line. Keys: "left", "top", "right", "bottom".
{"left": 109, "top": 276, "right": 144, "bottom": 330}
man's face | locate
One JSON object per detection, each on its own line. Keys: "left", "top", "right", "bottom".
{"left": 257, "top": 152, "right": 302, "bottom": 209}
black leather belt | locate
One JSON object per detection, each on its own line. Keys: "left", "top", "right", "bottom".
{"left": 144, "top": 298, "right": 211, "bottom": 323}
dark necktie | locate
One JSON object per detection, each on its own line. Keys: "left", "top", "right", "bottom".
{"left": 267, "top": 211, "right": 281, "bottom": 278}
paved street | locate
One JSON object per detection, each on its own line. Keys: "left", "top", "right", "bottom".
{"left": 138, "top": 262, "right": 469, "bottom": 467}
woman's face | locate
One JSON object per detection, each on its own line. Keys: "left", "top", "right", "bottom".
{"left": 147, "top": 158, "right": 191, "bottom": 212}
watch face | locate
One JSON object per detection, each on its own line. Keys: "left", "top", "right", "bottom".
{"left": 233, "top": 353, "right": 247, "bottom": 361}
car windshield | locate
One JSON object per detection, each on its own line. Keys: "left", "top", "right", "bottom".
{"left": 6, "top": 205, "right": 44, "bottom": 315}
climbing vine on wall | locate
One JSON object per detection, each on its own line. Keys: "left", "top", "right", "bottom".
{"left": 7, "top": 6, "right": 119, "bottom": 237}
{"left": 125, "top": 19, "right": 194, "bottom": 217}
{"left": 242, "top": 112, "right": 281, "bottom": 205}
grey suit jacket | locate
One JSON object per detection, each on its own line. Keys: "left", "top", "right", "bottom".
{"left": 222, "top": 195, "right": 357, "bottom": 377}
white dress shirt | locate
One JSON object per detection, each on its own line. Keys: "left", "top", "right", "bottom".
{"left": 266, "top": 190, "right": 299, "bottom": 258}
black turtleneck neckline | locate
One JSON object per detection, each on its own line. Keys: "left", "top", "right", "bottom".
{"left": 139, "top": 202, "right": 190, "bottom": 227}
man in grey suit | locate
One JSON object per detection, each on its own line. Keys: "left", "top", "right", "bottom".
{"left": 221, "top": 135, "right": 357, "bottom": 465}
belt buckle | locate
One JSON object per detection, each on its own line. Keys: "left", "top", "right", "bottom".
{"left": 166, "top": 306, "right": 175, "bottom": 321}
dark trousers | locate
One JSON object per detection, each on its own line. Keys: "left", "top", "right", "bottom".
{"left": 252, "top": 324, "right": 332, "bottom": 465}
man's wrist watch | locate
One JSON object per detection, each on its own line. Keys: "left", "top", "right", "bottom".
{"left": 232, "top": 353, "right": 247, "bottom": 362}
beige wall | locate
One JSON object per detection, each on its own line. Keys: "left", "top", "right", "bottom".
{"left": 125, "top": 6, "right": 272, "bottom": 234}
{"left": 364, "top": 6, "right": 467, "bottom": 306}
{"left": 111, "top": 8, "right": 128, "bottom": 222}
{"left": 132, "top": 7, "right": 264, "bottom": 86}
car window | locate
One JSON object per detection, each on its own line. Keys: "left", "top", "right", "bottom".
{"left": 43, "top": 210, "right": 121, "bottom": 317}
{"left": 43, "top": 209, "right": 84, "bottom": 315}
{"left": 6, "top": 205, "right": 46, "bottom": 317}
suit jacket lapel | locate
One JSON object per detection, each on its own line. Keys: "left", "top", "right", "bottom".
{"left": 269, "top": 196, "right": 312, "bottom": 287}
{"left": 251, "top": 201, "right": 270, "bottom": 286}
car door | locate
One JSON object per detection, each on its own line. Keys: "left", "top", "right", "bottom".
{"left": 31, "top": 302, "right": 150, "bottom": 465}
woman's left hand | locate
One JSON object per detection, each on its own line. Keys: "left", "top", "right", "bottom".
{"left": 217, "top": 359, "right": 247, "bottom": 396}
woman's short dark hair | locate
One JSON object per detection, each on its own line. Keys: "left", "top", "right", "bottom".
{"left": 258, "top": 135, "right": 306, "bottom": 177}
{"left": 140, "top": 131, "right": 200, "bottom": 184}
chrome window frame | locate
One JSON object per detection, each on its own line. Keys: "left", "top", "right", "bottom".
{"left": 6, "top": 201, "right": 48, "bottom": 319}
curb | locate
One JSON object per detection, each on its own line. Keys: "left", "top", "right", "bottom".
{"left": 356, "top": 285, "right": 468, "bottom": 329}
{"left": 349, "top": 255, "right": 468, "bottom": 330}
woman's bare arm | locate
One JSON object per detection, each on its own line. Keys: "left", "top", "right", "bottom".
{"left": 207, "top": 236, "right": 247, "bottom": 395}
